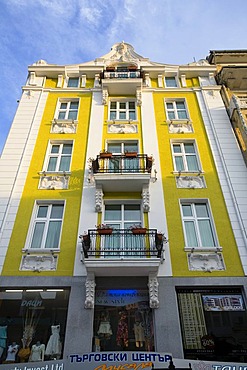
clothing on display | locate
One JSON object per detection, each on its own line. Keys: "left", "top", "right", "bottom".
{"left": 0, "top": 326, "right": 7, "bottom": 358}
{"left": 134, "top": 321, "right": 145, "bottom": 347}
{"left": 4, "top": 343, "right": 19, "bottom": 362}
{"left": 98, "top": 311, "right": 112, "bottom": 337}
{"left": 29, "top": 342, "right": 45, "bottom": 362}
{"left": 45, "top": 325, "right": 62, "bottom": 358}
{"left": 116, "top": 311, "right": 128, "bottom": 348}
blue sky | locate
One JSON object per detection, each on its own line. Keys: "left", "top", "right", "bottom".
{"left": 1, "top": 0, "right": 247, "bottom": 153}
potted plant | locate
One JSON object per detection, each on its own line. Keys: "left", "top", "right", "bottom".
{"left": 125, "top": 151, "right": 138, "bottom": 158}
{"left": 96, "top": 224, "right": 113, "bottom": 235}
{"left": 130, "top": 224, "right": 147, "bottom": 235}
{"left": 99, "top": 150, "right": 112, "bottom": 159}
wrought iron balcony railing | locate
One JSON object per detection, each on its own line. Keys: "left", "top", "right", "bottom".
{"left": 102, "top": 70, "right": 142, "bottom": 79}
{"left": 91, "top": 154, "right": 153, "bottom": 174}
{"left": 80, "top": 229, "right": 166, "bottom": 259}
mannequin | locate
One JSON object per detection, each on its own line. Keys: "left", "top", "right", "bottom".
{"left": 3, "top": 342, "right": 19, "bottom": 363}
{"left": 0, "top": 326, "right": 7, "bottom": 358}
{"left": 45, "top": 324, "right": 62, "bottom": 359}
{"left": 29, "top": 341, "right": 45, "bottom": 362}
{"left": 97, "top": 310, "right": 112, "bottom": 338}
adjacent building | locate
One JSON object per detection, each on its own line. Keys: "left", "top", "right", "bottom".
{"left": 0, "top": 43, "right": 246, "bottom": 369}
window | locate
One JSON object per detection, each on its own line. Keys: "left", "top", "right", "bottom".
{"left": 165, "top": 76, "right": 178, "bottom": 87}
{"left": 29, "top": 202, "right": 64, "bottom": 249}
{"left": 45, "top": 142, "right": 73, "bottom": 172}
{"left": 165, "top": 100, "right": 188, "bottom": 120}
{"left": 180, "top": 201, "right": 217, "bottom": 248}
{"left": 109, "top": 101, "right": 136, "bottom": 120}
{"left": 56, "top": 100, "right": 79, "bottom": 120}
{"left": 107, "top": 142, "right": 139, "bottom": 172}
{"left": 172, "top": 142, "right": 200, "bottom": 172}
{"left": 67, "top": 77, "right": 79, "bottom": 87}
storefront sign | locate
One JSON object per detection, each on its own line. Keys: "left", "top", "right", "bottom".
{"left": 95, "top": 290, "right": 148, "bottom": 306}
{"left": 1, "top": 354, "right": 247, "bottom": 370}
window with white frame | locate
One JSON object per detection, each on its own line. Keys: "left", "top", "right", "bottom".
{"left": 165, "top": 100, "right": 188, "bottom": 120}
{"left": 165, "top": 76, "right": 178, "bottom": 88}
{"left": 67, "top": 77, "right": 79, "bottom": 87}
{"left": 180, "top": 201, "right": 217, "bottom": 248}
{"left": 28, "top": 202, "right": 64, "bottom": 249}
{"left": 172, "top": 142, "right": 200, "bottom": 172}
{"left": 44, "top": 142, "right": 73, "bottom": 172}
{"left": 56, "top": 100, "right": 79, "bottom": 120}
{"left": 107, "top": 141, "right": 139, "bottom": 172}
{"left": 109, "top": 101, "right": 136, "bottom": 120}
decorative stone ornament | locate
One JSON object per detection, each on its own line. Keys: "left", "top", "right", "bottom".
{"left": 188, "top": 252, "right": 225, "bottom": 272}
{"left": 108, "top": 124, "right": 138, "bottom": 134}
{"left": 148, "top": 275, "right": 159, "bottom": 308}
{"left": 20, "top": 254, "right": 58, "bottom": 272}
{"left": 85, "top": 275, "right": 96, "bottom": 309}
{"left": 176, "top": 176, "right": 205, "bottom": 189}
{"left": 39, "top": 175, "right": 69, "bottom": 190}
{"left": 95, "top": 188, "right": 104, "bottom": 212}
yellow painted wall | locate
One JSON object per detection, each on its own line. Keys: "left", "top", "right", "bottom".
{"left": 2, "top": 90, "right": 92, "bottom": 276}
{"left": 153, "top": 91, "right": 244, "bottom": 277}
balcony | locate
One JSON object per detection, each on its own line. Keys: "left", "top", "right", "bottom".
{"left": 80, "top": 229, "right": 166, "bottom": 276}
{"left": 101, "top": 69, "right": 143, "bottom": 95}
{"left": 91, "top": 154, "right": 153, "bottom": 192}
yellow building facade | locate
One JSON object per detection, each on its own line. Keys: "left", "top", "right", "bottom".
{"left": 0, "top": 43, "right": 246, "bottom": 369}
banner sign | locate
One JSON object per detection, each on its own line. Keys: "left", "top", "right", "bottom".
{"left": 1, "top": 352, "right": 247, "bottom": 370}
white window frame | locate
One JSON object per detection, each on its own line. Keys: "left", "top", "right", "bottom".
{"left": 165, "top": 99, "right": 189, "bottom": 121}
{"left": 67, "top": 77, "right": 80, "bottom": 88}
{"left": 180, "top": 199, "right": 220, "bottom": 251}
{"left": 106, "top": 141, "right": 139, "bottom": 154}
{"left": 43, "top": 141, "right": 73, "bottom": 173}
{"left": 55, "top": 99, "right": 79, "bottom": 121}
{"left": 171, "top": 140, "right": 202, "bottom": 173}
{"left": 108, "top": 100, "right": 137, "bottom": 121}
{"left": 24, "top": 201, "right": 65, "bottom": 252}
{"left": 103, "top": 201, "right": 143, "bottom": 229}
{"left": 165, "top": 76, "right": 179, "bottom": 88}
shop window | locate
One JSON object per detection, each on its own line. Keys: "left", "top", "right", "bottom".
{"left": 44, "top": 142, "right": 73, "bottom": 173}
{"left": 93, "top": 289, "right": 154, "bottom": 352}
{"left": 27, "top": 201, "right": 64, "bottom": 250}
{"left": 0, "top": 288, "right": 69, "bottom": 364}
{"left": 177, "top": 288, "right": 247, "bottom": 363}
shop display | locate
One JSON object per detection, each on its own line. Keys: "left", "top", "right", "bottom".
{"left": 45, "top": 324, "right": 62, "bottom": 359}
{"left": 93, "top": 289, "right": 154, "bottom": 352}
{"left": 29, "top": 341, "right": 45, "bottom": 362}
{"left": 0, "top": 326, "right": 7, "bottom": 358}
{"left": 3, "top": 342, "right": 19, "bottom": 364}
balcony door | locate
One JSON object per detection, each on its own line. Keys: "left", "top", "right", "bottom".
{"left": 103, "top": 203, "right": 143, "bottom": 257}
{"left": 107, "top": 142, "right": 139, "bottom": 172}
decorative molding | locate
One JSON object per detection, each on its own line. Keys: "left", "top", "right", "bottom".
{"left": 158, "top": 74, "right": 163, "bottom": 88}
{"left": 81, "top": 74, "right": 86, "bottom": 88}
{"left": 57, "top": 75, "right": 63, "bottom": 88}
{"left": 51, "top": 120, "right": 77, "bottom": 133}
{"left": 148, "top": 275, "right": 159, "bottom": 308}
{"left": 102, "top": 89, "right": 108, "bottom": 105}
{"left": 94, "top": 74, "right": 100, "bottom": 88}
{"left": 107, "top": 124, "right": 138, "bottom": 134}
{"left": 29, "top": 72, "right": 36, "bottom": 86}
{"left": 39, "top": 175, "right": 69, "bottom": 190}
{"left": 136, "top": 89, "right": 142, "bottom": 106}
{"left": 85, "top": 275, "right": 96, "bottom": 309}
{"left": 20, "top": 254, "right": 58, "bottom": 272}
{"left": 95, "top": 188, "right": 104, "bottom": 212}
{"left": 144, "top": 73, "right": 150, "bottom": 87}
{"left": 176, "top": 176, "right": 205, "bottom": 189}
{"left": 180, "top": 74, "right": 187, "bottom": 87}
{"left": 188, "top": 252, "right": 225, "bottom": 272}
{"left": 142, "top": 186, "right": 150, "bottom": 212}
{"left": 168, "top": 123, "right": 193, "bottom": 134}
